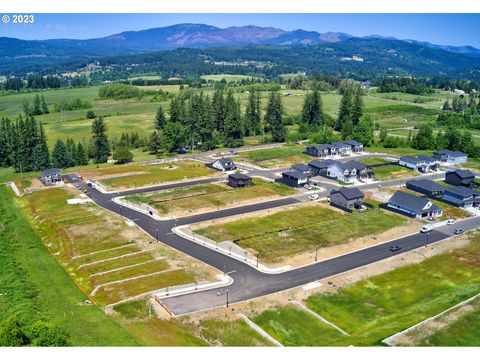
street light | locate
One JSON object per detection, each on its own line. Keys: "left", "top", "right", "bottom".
{"left": 226, "top": 288, "right": 229, "bottom": 308}
{"left": 315, "top": 245, "right": 319, "bottom": 262}
{"left": 425, "top": 232, "right": 430, "bottom": 248}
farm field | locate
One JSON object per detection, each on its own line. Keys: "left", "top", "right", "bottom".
{"left": 200, "top": 74, "right": 261, "bottom": 82}
{"left": 235, "top": 144, "right": 310, "bottom": 169}
{"left": 196, "top": 204, "right": 406, "bottom": 264}
{"left": 247, "top": 231, "right": 480, "bottom": 346}
{"left": 19, "top": 187, "right": 218, "bottom": 307}
{"left": 124, "top": 178, "right": 295, "bottom": 217}
{"left": 87, "top": 160, "right": 217, "bottom": 190}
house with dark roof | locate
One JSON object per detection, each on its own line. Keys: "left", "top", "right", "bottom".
{"left": 399, "top": 155, "right": 439, "bottom": 173}
{"left": 308, "top": 159, "right": 336, "bottom": 176}
{"left": 406, "top": 179, "right": 445, "bottom": 197}
{"left": 227, "top": 173, "right": 253, "bottom": 188}
{"left": 387, "top": 190, "right": 443, "bottom": 219}
{"left": 291, "top": 163, "right": 312, "bottom": 175}
{"left": 442, "top": 186, "right": 480, "bottom": 208}
{"left": 305, "top": 144, "right": 330, "bottom": 157}
{"left": 330, "top": 187, "right": 365, "bottom": 211}
{"left": 433, "top": 150, "right": 468, "bottom": 164}
{"left": 331, "top": 142, "right": 352, "bottom": 155}
{"left": 343, "top": 140, "right": 364, "bottom": 153}
{"left": 326, "top": 160, "right": 372, "bottom": 183}
{"left": 445, "top": 170, "right": 476, "bottom": 187}
{"left": 209, "top": 157, "right": 236, "bottom": 172}
{"left": 281, "top": 171, "right": 310, "bottom": 187}
{"left": 40, "top": 168, "right": 62, "bottom": 186}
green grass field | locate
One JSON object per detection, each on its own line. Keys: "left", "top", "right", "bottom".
{"left": 0, "top": 185, "right": 138, "bottom": 346}
{"left": 372, "top": 164, "right": 417, "bottom": 181}
{"left": 200, "top": 74, "right": 261, "bottom": 82}
{"left": 197, "top": 205, "right": 406, "bottom": 263}
{"left": 236, "top": 144, "right": 310, "bottom": 169}
{"left": 96, "top": 160, "right": 216, "bottom": 190}
{"left": 357, "top": 157, "right": 393, "bottom": 166}
{"left": 125, "top": 178, "right": 295, "bottom": 216}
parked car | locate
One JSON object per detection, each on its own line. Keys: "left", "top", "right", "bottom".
{"left": 389, "top": 245, "right": 402, "bottom": 252}
{"left": 454, "top": 228, "right": 464, "bottom": 235}
{"left": 420, "top": 224, "right": 433, "bottom": 233}
{"left": 447, "top": 219, "right": 456, "bottom": 226}
{"left": 304, "top": 184, "right": 312, "bottom": 190}
{"left": 308, "top": 194, "right": 319, "bottom": 201}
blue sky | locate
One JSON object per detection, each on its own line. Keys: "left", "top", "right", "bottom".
{"left": 1, "top": 13, "right": 480, "bottom": 47}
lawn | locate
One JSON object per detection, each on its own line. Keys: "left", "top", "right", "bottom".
{"left": 366, "top": 146, "right": 433, "bottom": 157}
{"left": 357, "top": 157, "right": 392, "bottom": 166}
{"left": 197, "top": 319, "right": 273, "bottom": 346}
{"left": 236, "top": 144, "right": 310, "bottom": 169}
{"left": 124, "top": 178, "right": 295, "bottom": 216}
{"left": 372, "top": 164, "right": 417, "bottom": 181}
{"left": 0, "top": 185, "right": 138, "bottom": 346}
{"left": 197, "top": 205, "right": 406, "bottom": 263}
{"left": 304, "top": 232, "right": 480, "bottom": 345}
{"left": 96, "top": 160, "right": 216, "bottom": 190}
{"left": 252, "top": 305, "right": 347, "bottom": 346}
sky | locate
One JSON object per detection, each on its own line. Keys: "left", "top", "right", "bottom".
{"left": 1, "top": 13, "right": 480, "bottom": 47}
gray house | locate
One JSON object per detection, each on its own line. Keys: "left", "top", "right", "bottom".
{"left": 308, "top": 159, "right": 336, "bottom": 176}
{"left": 210, "top": 157, "right": 236, "bottom": 172}
{"left": 281, "top": 171, "right": 309, "bottom": 187}
{"left": 305, "top": 144, "right": 330, "bottom": 157}
{"left": 330, "top": 187, "right": 365, "bottom": 211}
{"left": 331, "top": 142, "right": 352, "bottom": 155}
{"left": 291, "top": 163, "right": 312, "bottom": 175}
{"left": 387, "top": 190, "right": 443, "bottom": 219}
{"left": 327, "top": 160, "right": 371, "bottom": 183}
{"left": 227, "top": 173, "right": 253, "bottom": 188}
{"left": 442, "top": 186, "right": 479, "bottom": 208}
{"left": 433, "top": 150, "right": 468, "bottom": 164}
{"left": 406, "top": 179, "right": 445, "bottom": 197}
{"left": 399, "top": 155, "right": 438, "bottom": 173}
{"left": 40, "top": 168, "right": 62, "bottom": 185}
{"left": 445, "top": 170, "right": 476, "bottom": 187}
{"left": 343, "top": 140, "right": 364, "bottom": 153}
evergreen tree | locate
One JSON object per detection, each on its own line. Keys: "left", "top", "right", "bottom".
{"left": 212, "top": 89, "right": 225, "bottom": 132}
{"left": 442, "top": 100, "right": 451, "bottom": 111}
{"left": 412, "top": 125, "right": 435, "bottom": 150}
{"left": 340, "top": 118, "right": 353, "bottom": 140}
{"left": 148, "top": 131, "right": 162, "bottom": 154}
{"left": 337, "top": 87, "right": 353, "bottom": 130}
{"left": 51, "top": 139, "right": 72, "bottom": 168}
{"left": 198, "top": 94, "right": 217, "bottom": 150}
{"left": 90, "top": 117, "right": 110, "bottom": 163}
{"left": 32, "top": 95, "right": 43, "bottom": 116}
{"left": 75, "top": 142, "right": 88, "bottom": 166}
{"left": 66, "top": 138, "right": 76, "bottom": 165}
{"left": 154, "top": 106, "right": 166, "bottom": 130}
{"left": 264, "top": 91, "right": 286, "bottom": 143}
{"left": 162, "top": 121, "right": 186, "bottom": 152}
{"left": 352, "top": 86, "right": 363, "bottom": 125}
{"left": 352, "top": 115, "right": 374, "bottom": 146}
{"left": 41, "top": 96, "right": 49, "bottom": 114}
{"left": 300, "top": 89, "right": 324, "bottom": 130}
{"left": 32, "top": 123, "right": 50, "bottom": 170}
{"left": 244, "top": 89, "right": 261, "bottom": 136}
{"left": 223, "top": 90, "right": 244, "bottom": 147}
{"left": 169, "top": 97, "right": 186, "bottom": 124}
{"left": 0, "top": 118, "right": 10, "bottom": 167}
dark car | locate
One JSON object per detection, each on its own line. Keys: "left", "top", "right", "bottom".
{"left": 454, "top": 229, "right": 464, "bottom": 235}
{"left": 389, "top": 245, "right": 402, "bottom": 252}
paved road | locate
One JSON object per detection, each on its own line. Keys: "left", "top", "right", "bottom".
{"left": 66, "top": 170, "right": 480, "bottom": 316}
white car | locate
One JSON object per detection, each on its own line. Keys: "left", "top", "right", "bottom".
{"left": 304, "top": 184, "right": 312, "bottom": 190}
{"left": 446, "top": 219, "right": 456, "bottom": 226}
{"left": 420, "top": 224, "right": 433, "bottom": 233}
{"left": 308, "top": 194, "right": 319, "bottom": 201}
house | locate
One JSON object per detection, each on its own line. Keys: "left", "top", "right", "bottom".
{"left": 209, "top": 157, "right": 236, "bottom": 172}
{"left": 433, "top": 150, "right": 468, "bottom": 165}
{"left": 398, "top": 155, "right": 439, "bottom": 172}
{"left": 445, "top": 170, "right": 476, "bottom": 187}
{"left": 443, "top": 186, "right": 480, "bottom": 208}
{"left": 305, "top": 144, "right": 330, "bottom": 157}
{"left": 406, "top": 179, "right": 445, "bottom": 197}
{"left": 326, "top": 160, "right": 371, "bottom": 183}
{"left": 40, "top": 168, "right": 62, "bottom": 186}
{"left": 308, "top": 159, "right": 337, "bottom": 176}
{"left": 291, "top": 163, "right": 311, "bottom": 175}
{"left": 343, "top": 140, "right": 364, "bottom": 153}
{"left": 281, "top": 171, "right": 310, "bottom": 187}
{"left": 331, "top": 142, "right": 352, "bottom": 155}
{"left": 227, "top": 173, "right": 253, "bottom": 188}
{"left": 387, "top": 191, "right": 443, "bottom": 219}
{"left": 330, "top": 187, "right": 365, "bottom": 211}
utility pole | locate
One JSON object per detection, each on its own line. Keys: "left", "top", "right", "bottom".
{"left": 226, "top": 288, "right": 229, "bottom": 308}
{"left": 425, "top": 232, "right": 430, "bottom": 248}
{"left": 156, "top": 228, "right": 159, "bottom": 242}
{"left": 315, "top": 245, "right": 319, "bottom": 262}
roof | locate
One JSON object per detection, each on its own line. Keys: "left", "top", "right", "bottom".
{"left": 447, "top": 169, "right": 475, "bottom": 179}
{"left": 331, "top": 187, "right": 364, "bottom": 201}
{"left": 309, "top": 159, "right": 337, "bottom": 169}
{"left": 41, "top": 168, "right": 61, "bottom": 177}
{"left": 228, "top": 173, "right": 252, "bottom": 181}
{"left": 406, "top": 179, "right": 445, "bottom": 192}
{"left": 292, "top": 163, "right": 311, "bottom": 172}
{"left": 388, "top": 191, "right": 435, "bottom": 213}
{"left": 343, "top": 140, "right": 363, "bottom": 147}
{"left": 400, "top": 155, "right": 436, "bottom": 164}
{"left": 217, "top": 157, "right": 234, "bottom": 166}
{"left": 434, "top": 149, "right": 467, "bottom": 158}
{"left": 417, "top": 155, "right": 437, "bottom": 163}
{"left": 331, "top": 141, "right": 350, "bottom": 148}
{"left": 282, "top": 171, "right": 309, "bottom": 180}
{"left": 333, "top": 160, "right": 367, "bottom": 172}
{"left": 444, "top": 186, "right": 479, "bottom": 197}
{"left": 307, "top": 144, "right": 330, "bottom": 151}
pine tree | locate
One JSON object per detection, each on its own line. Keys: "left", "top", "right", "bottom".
{"left": 442, "top": 100, "right": 451, "bottom": 111}
{"left": 264, "top": 91, "right": 286, "bottom": 143}
{"left": 244, "top": 89, "right": 261, "bottom": 136}
{"left": 32, "top": 123, "right": 50, "bottom": 170}
{"left": 352, "top": 86, "right": 363, "bottom": 125}
{"left": 352, "top": 115, "right": 374, "bottom": 146}
{"left": 340, "top": 118, "right": 353, "bottom": 140}
{"left": 223, "top": 90, "right": 243, "bottom": 147}
{"left": 52, "top": 139, "right": 71, "bottom": 168}
{"left": 169, "top": 97, "right": 186, "bottom": 124}
{"left": 337, "top": 87, "right": 353, "bottom": 130}
{"left": 300, "top": 89, "right": 324, "bottom": 130}
{"left": 148, "top": 131, "right": 162, "bottom": 154}
{"left": 75, "top": 142, "right": 88, "bottom": 166}
{"left": 154, "top": 106, "right": 166, "bottom": 130}
{"left": 41, "top": 96, "right": 49, "bottom": 114}
{"left": 198, "top": 94, "right": 217, "bottom": 150}
{"left": 212, "top": 89, "right": 225, "bottom": 132}
{"left": 66, "top": 138, "right": 76, "bottom": 165}
{"left": 32, "top": 95, "right": 43, "bottom": 116}
{"left": 0, "top": 118, "right": 10, "bottom": 167}
{"left": 90, "top": 117, "right": 110, "bottom": 163}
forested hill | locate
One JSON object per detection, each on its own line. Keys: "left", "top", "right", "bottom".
{"left": 38, "top": 38, "right": 480, "bottom": 82}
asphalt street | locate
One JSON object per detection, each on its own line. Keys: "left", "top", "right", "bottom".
{"left": 65, "top": 168, "right": 480, "bottom": 316}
